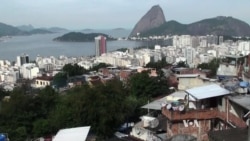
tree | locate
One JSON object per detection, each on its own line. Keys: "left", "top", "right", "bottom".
{"left": 197, "top": 58, "right": 220, "bottom": 77}
{"left": 127, "top": 71, "right": 169, "bottom": 98}
{"left": 63, "top": 63, "right": 87, "bottom": 77}
{"left": 145, "top": 58, "right": 170, "bottom": 70}
{"left": 176, "top": 61, "right": 188, "bottom": 68}
{"left": 90, "top": 63, "right": 111, "bottom": 72}
{"left": 82, "top": 80, "right": 127, "bottom": 138}
{"left": 48, "top": 80, "right": 130, "bottom": 139}
{"left": 53, "top": 72, "right": 67, "bottom": 87}
{"left": 0, "top": 87, "right": 9, "bottom": 100}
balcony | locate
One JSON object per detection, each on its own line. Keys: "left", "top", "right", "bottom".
{"left": 162, "top": 107, "right": 247, "bottom": 128}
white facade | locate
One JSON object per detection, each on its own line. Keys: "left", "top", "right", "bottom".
{"left": 16, "top": 54, "right": 29, "bottom": 67}
{"left": 199, "top": 54, "right": 214, "bottom": 64}
{"left": 21, "top": 63, "right": 39, "bottom": 79}
{"left": 238, "top": 41, "right": 250, "bottom": 55}
{"left": 173, "top": 35, "right": 192, "bottom": 47}
{"left": 207, "top": 50, "right": 217, "bottom": 57}
{"left": 184, "top": 47, "right": 196, "bottom": 66}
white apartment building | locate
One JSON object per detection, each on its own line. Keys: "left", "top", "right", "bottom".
{"left": 165, "top": 46, "right": 177, "bottom": 57}
{"left": 184, "top": 47, "right": 196, "bottom": 67}
{"left": 16, "top": 54, "right": 29, "bottom": 67}
{"left": 78, "top": 60, "right": 94, "bottom": 70}
{"left": 215, "top": 45, "right": 229, "bottom": 56}
{"left": 20, "top": 63, "right": 39, "bottom": 79}
{"left": 238, "top": 41, "right": 250, "bottom": 55}
{"left": 173, "top": 35, "right": 192, "bottom": 47}
{"left": 199, "top": 54, "right": 214, "bottom": 63}
{"left": 207, "top": 50, "right": 217, "bottom": 57}
{"left": 97, "top": 52, "right": 138, "bottom": 67}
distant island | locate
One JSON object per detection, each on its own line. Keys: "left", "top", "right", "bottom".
{"left": 53, "top": 32, "right": 116, "bottom": 42}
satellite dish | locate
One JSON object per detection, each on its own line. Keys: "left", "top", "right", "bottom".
{"left": 161, "top": 103, "right": 166, "bottom": 107}
{"left": 167, "top": 104, "right": 172, "bottom": 110}
{"left": 246, "top": 118, "right": 250, "bottom": 126}
{"left": 150, "top": 118, "right": 159, "bottom": 128}
{"left": 179, "top": 105, "right": 185, "bottom": 111}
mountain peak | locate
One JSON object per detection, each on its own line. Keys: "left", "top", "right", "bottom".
{"left": 129, "top": 5, "right": 166, "bottom": 37}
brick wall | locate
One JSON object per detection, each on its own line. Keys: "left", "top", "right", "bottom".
{"left": 167, "top": 120, "right": 210, "bottom": 141}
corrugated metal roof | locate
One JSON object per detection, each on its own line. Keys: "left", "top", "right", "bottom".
{"left": 53, "top": 126, "right": 90, "bottom": 141}
{"left": 176, "top": 74, "right": 200, "bottom": 78}
{"left": 185, "top": 84, "right": 230, "bottom": 100}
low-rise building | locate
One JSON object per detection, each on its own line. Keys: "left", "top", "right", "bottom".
{"left": 33, "top": 76, "right": 53, "bottom": 88}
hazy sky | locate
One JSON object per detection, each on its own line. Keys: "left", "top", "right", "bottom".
{"left": 1, "top": 0, "right": 250, "bottom": 30}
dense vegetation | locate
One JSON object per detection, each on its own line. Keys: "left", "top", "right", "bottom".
{"left": 53, "top": 32, "right": 115, "bottom": 42}
{"left": 197, "top": 58, "right": 220, "bottom": 77}
{"left": 140, "top": 16, "right": 250, "bottom": 37}
{"left": 0, "top": 63, "right": 170, "bottom": 140}
{"left": 142, "top": 20, "right": 188, "bottom": 36}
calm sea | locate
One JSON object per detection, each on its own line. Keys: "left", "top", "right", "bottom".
{"left": 0, "top": 29, "right": 142, "bottom": 61}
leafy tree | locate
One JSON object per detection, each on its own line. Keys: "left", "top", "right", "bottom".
{"left": 90, "top": 63, "right": 111, "bottom": 72}
{"left": 127, "top": 71, "right": 169, "bottom": 98}
{"left": 0, "top": 87, "right": 9, "bottom": 100}
{"left": 0, "top": 86, "right": 59, "bottom": 140}
{"left": 53, "top": 72, "right": 67, "bottom": 87}
{"left": 0, "top": 89, "right": 34, "bottom": 140}
{"left": 145, "top": 57, "right": 170, "bottom": 70}
{"left": 83, "top": 80, "right": 127, "bottom": 138}
{"left": 48, "top": 80, "right": 129, "bottom": 139}
{"left": 63, "top": 63, "right": 87, "bottom": 77}
{"left": 176, "top": 61, "right": 188, "bottom": 68}
{"left": 14, "top": 126, "right": 27, "bottom": 141}
{"left": 197, "top": 58, "right": 220, "bottom": 77}
{"left": 32, "top": 119, "right": 50, "bottom": 137}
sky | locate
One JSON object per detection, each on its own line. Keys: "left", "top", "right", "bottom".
{"left": 0, "top": 0, "right": 250, "bottom": 30}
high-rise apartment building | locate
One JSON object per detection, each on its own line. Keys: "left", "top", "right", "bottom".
{"left": 17, "top": 54, "right": 29, "bottom": 67}
{"left": 185, "top": 47, "right": 196, "bottom": 67}
{"left": 95, "top": 35, "right": 107, "bottom": 57}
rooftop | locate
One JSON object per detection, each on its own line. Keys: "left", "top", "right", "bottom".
{"left": 53, "top": 126, "right": 90, "bottom": 141}
{"left": 208, "top": 128, "right": 248, "bottom": 141}
{"left": 228, "top": 95, "right": 250, "bottom": 111}
{"left": 141, "top": 91, "right": 196, "bottom": 110}
{"left": 186, "top": 84, "right": 230, "bottom": 100}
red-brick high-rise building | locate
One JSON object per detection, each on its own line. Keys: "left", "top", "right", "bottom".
{"left": 95, "top": 35, "right": 107, "bottom": 57}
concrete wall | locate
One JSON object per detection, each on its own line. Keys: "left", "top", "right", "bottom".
{"left": 178, "top": 77, "right": 204, "bottom": 90}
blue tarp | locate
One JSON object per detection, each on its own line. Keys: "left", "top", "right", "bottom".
{"left": 0, "top": 134, "right": 6, "bottom": 141}
{"left": 239, "top": 81, "right": 249, "bottom": 88}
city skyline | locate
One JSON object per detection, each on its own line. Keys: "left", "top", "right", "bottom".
{"left": 1, "top": 0, "right": 250, "bottom": 30}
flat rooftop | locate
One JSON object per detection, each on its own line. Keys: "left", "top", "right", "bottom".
{"left": 228, "top": 95, "right": 250, "bottom": 111}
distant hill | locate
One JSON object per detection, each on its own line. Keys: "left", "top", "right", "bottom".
{"left": 0, "top": 22, "right": 56, "bottom": 37}
{"left": 53, "top": 32, "right": 115, "bottom": 42}
{"left": 130, "top": 5, "right": 166, "bottom": 37}
{"left": 47, "top": 27, "right": 69, "bottom": 33}
{"left": 141, "top": 16, "right": 250, "bottom": 36}
{"left": 82, "top": 29, "right": 94, "bottom": 32}
{"left": 29, "top": 28, "right": 53, "bottom": 34}
{"left": 0, "top": 22, "right": 26, "bottom": 37}
{"left": 112, "top": 28, "right": 126, "bottom": 31}
{"left": 16, "top": 24, "right": 34, "bottom": 31}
